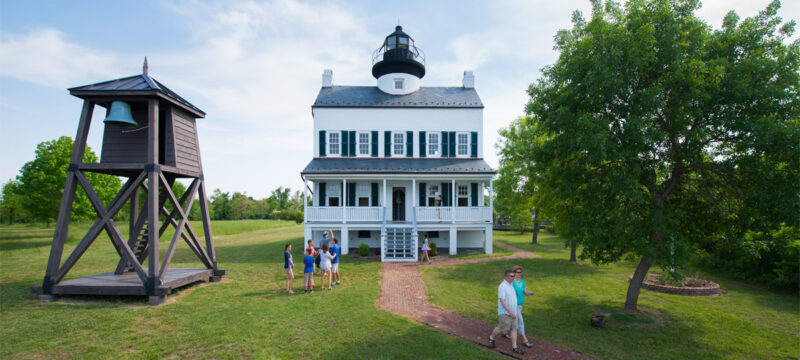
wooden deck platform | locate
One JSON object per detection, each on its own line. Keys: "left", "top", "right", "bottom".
{"left": 31, "top": 268, "right": 213, "bottom": 297}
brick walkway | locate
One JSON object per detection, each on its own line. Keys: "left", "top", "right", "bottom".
{"left": 378, "top": 243, "right": 592, "bottom": 360}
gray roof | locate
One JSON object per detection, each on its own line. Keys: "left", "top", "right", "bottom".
{"left": 69, "top": 74, "right": 205, "bottom": 116}
{"left": 302, "top": 158, "right": 495, "bottom": 175}
{"left": 313, "top": 86, "right": 483, "bottom": 108}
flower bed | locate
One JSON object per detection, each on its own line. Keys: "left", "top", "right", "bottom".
{"left": 635, "top": 274, "right": 721, "bottom": 296}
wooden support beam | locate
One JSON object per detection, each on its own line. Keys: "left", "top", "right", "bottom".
{"left": 42, "top": 100, "right": 94, "bottom": 295}
{"left": 54, "top": 172, "right": 147, "bottom": 284}
{"left": 197, "top": 179, "right": 217, "bottom": 269}
{"left": 158, "top": 173, "right": 199, "bottom": 281}
{"left": 146, "top": 98, "right": 160, "bottom": 293}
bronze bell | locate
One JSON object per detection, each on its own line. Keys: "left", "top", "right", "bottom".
{"left": 103, "top": 101, "right": 137, "bottom": 127}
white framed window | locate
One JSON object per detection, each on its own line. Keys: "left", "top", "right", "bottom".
{"left": 328, "top": 132, "right": 340, "bottom": 156}
{"left": 457, "top": 132, "right": 469, "bottom": 156}
{"left": 394, "top": 78, "right": 404, "bottom": 89}
{"left": 427, "top": 132, "right": 439, "bottom": 156}
{"left": 327, "top": 183, "right": 341, "bottom": 206}
{"left": 427, "top": 185, "right": 440, "bottom": 206}
{"left": 356, "top": 183, "right": 370, "bottom": 206}
{"left": 393, "top": 132, "right": 405, "bottom": 156}
{"left": 457, "top": 185, "right": 469, "bottom": 207}
{"left": 358, "top": 132, "right": 370, "bottom": 156}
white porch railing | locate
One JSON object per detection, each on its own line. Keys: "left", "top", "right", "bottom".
{"left": 306, "top": 206, "right": 491, "bottom": 223}
{"left": 346, "top": 207, "right": 382, "bottom": 221}
{"left": 306, "top": 206, "right": 382, "bottom": 222}
{"left": 415, "top": 206, "right": 492, "bottom": 223}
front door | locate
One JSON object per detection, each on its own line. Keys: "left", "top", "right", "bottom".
{"left": 392, "top": 187, "right": 405, "bottom": 221}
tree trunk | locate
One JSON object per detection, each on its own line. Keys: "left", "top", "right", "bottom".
{"left": 569, "top": 240, "right": 576, "bottom": 262}
{"left": 531, "top": 208, "right": 540, "bottom": 244}
{"left": 624, "top": 255, "right": 653, "bottom": 312}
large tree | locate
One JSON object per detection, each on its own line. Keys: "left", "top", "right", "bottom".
{"left": 16, "top": 136, "right": 122, "bottom": 227}
{"left": 526, "top": 0, "right": 799, "bottom": 311}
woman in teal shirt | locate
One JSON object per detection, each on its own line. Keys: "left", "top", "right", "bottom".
{"left": 511, "top": 265, "right": 534, "bottom": 348}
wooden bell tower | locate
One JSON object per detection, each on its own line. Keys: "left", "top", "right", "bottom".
{"left": 32, "top": 59, "right": 225, "bottom": 305}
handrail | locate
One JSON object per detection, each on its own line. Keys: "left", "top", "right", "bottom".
{"left": 372, "top": 46, "right": 426, "bottom": 66}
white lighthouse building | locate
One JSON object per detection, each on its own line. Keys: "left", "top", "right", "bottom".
{"left": 302, "top": 26, "right": 495, "bottom": 261}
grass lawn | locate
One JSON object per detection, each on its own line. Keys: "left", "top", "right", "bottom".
{"left": 0, "top": 220, "right": 504, "bottom": 359}
{"left": 420, "top": 231, "right": 800, "bottom": 359}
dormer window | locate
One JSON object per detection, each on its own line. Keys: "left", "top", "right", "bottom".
{"left": 394, "top": 78, "right": 404, "bottom": 90}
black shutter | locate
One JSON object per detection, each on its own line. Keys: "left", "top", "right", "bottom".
{"left": 384, "top": 131, "right": 391, "bottom": 157}
{"left": 347, "top": 182, "right": 356, "bottom": 206}
{"left": 419, "top": 131, "right": 426, "bottom": 158}
{"left": 371, "top": 183, "right": 379, "bottom": 206}
{"left": 471, "top": 183, "right": 478, "bottom": 206}
{"left": 349, "top": 131, "right": 356, "bottom": 157}
{"left": 319, "top": 130, "right": 326, "bottom": 157}
{"left": 371, "top": 131, "right": 378, "bottom": 157}
{"left": 419, "top": 182, "right": 426, "bottom": 207}
{"left": 406, "top": 131, "right": 413, "bottom": 157}
{"left": 341, "top": 130, "right": 349, "bottom": 157}
{"left": 441, "top": 182, "right": 449, "bottom": 206}
{"left": 449, "top": 132, "right": 456, "bottom": 157}
{"left": 471, "top": 131, "right": 478, "bottom": 158}
{"left": 319, "top": 182, "right": 326, "bottom": 206}
{"left": 441, "top": 131, "right": 448, "bottom": 157}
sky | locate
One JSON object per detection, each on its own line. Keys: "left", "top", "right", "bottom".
{"left": 1, "top": 0, "right": 797, "bottom": 199}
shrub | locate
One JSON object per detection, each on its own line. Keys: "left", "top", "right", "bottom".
{"left": 358, "top": 243, "right": 370, "bottom": 257}
{"left": 429, "top": 242, "right": 438, "bottom": 256}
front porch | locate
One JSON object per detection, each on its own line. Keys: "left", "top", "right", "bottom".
{"left": 305, "top": 206, "right": 493, "bottom": 223}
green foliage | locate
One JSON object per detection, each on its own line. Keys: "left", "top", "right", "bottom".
{"left": 209, "top": 187, "right": 305, "bottom": 222}
{"left": 0, "top": 180, "right": 27, "bottom": 224}
{"left": 14, "top": 136, "right": 121, "bottom": 226}
{"left": 429, "top": 242, "right": 438, "bottom": 256}
{"left": 524, "top": 0, "right": 799, "bottom": 308}
{"left": 358, "top": 243, "right": 370, "bottom": 256}
{"left": 495, "top": 116, "right": 543, "bottom": 234}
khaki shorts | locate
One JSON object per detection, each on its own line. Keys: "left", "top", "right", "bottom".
{"left": 497, "top": 314, "right": 518, "bottom": 332}
{"left": 331, "top": 263, "right": 339, "bottom": 273}
{"left": 303, "top": 272, "right": 314, "bottom": 286}
{"left": 285, "top": 268, "right": 293, "bottom": 278}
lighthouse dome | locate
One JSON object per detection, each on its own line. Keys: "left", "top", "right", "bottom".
{"left": 371, "top": 26, "right": 425, "bottom": 95}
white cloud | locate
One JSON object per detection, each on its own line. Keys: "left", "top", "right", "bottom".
{"left": 0, "top": 28, "right": 120, "bottom": 89}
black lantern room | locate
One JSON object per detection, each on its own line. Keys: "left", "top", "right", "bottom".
{"left": 371, "top": 26, "right": 426, "bottom": 79}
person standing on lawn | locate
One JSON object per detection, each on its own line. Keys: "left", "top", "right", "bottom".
{"left": 284, "top": 244, "right": 295, "bottom": 294}
{"left": 510, "top": 265, "right": 534, "bottom": 348}
{"left": 330, "top": 238, "right": 341, "bottom": 286}
{"left": 303, "top": 248, "right": 315, "bottom": 294}
{"left": 318, "top": 243, "right": 336, "bottom": 290}
{"left": 420, "top": 234, "right": 431, "bottom": 265}
{"left": 488, "top": 270, "right": 524, "bottom": 355}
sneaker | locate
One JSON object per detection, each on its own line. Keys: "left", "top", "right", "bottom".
{"left": 336, "top": 281, "right": 340, "bottom": 285}
{"left": 304, "top": 290, "right": 308, "bottom": 294}
{"left": 310, "top": 290, "right": 313, "bottom": 294}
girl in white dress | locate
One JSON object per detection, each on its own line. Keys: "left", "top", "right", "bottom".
{"left": 318, "top": 243, "right": 337, "bottom": 290}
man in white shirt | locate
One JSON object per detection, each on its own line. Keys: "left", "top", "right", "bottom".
{"left": 487, "top": 269, "right": 524, "bottom": 355}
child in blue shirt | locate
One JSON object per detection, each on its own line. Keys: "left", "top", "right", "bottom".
{"left": 303, "top": 248, "right": 315, "bottom": 294}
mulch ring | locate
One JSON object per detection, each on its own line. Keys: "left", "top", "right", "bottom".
{"left": 378, "top": 247, "right": 592, "bottom": 360}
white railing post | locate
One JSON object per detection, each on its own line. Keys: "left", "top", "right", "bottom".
{"left": 343, "top": 178, "right": 347, "bottom": 224}
{"left": 303, "top": 178, "right": 308, "bottom": 223}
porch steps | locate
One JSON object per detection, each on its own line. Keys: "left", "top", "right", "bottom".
{"left": 383, "top": 226, "right": 417, "bottom": 262}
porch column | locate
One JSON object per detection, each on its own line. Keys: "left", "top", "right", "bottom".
{"left": 489, "top": 179, "right": 494, "bottom": 222}
{"left": 485, "top": 224, "right": 493, "bottom": 254}
{"left": 303, "top": 178, "right": 308, "bottom": 223}
{"left": 383, "top": 178, "right": 387, "bottom": 214}
{"left": 449, "top": 225, "right": 457, "bottom": 255}
{"left": 412, "top": 178, "right": 416, "bottom": 221}
{"left": 343, "top": 178, "right": 347, "bottom": 224}
{"left": 341, "top": 226, "right": 349, "bottom": 255}
{"left": 304, "top": 226, "right": 312, "bottom": 242}
{"left": 451, "top": 179, "right": 456, "bottom": 224}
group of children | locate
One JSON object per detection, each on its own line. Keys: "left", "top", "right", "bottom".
{"left": 283, "top": 230, "right": 341, "bottom": 294}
